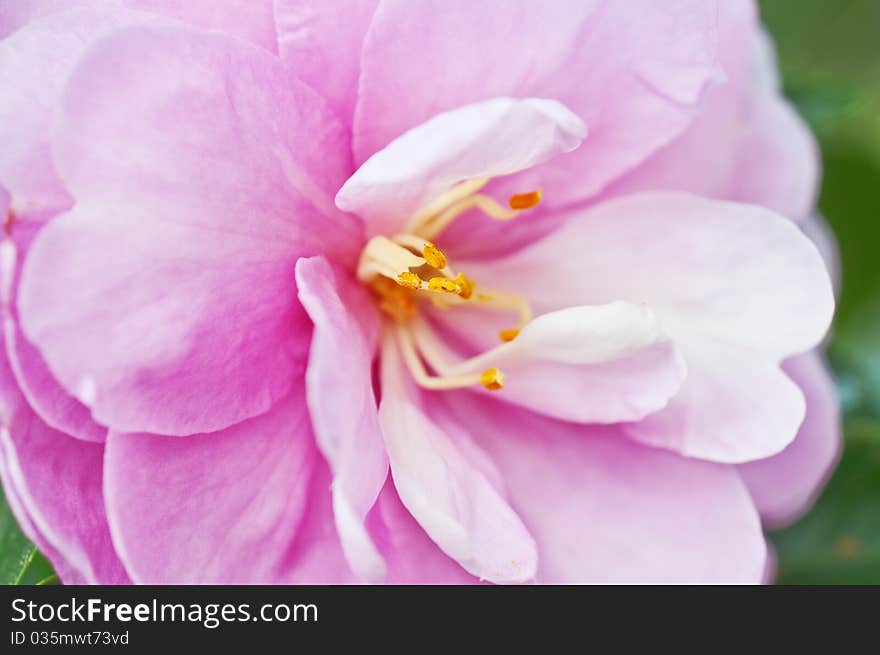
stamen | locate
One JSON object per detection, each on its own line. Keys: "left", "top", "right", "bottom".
{"left": 358, "top": 236, "right": 425, "bottom": 282}
{"left": 498, "top": 328, "right": 520, "bottom": 342}
{"left": 416, "top": 189, "right": 543, "bottom": 240}
{"left": 509, "top": 189, "right": 542, "bottom": 210}
{"left": 396, "top": 271, "right": 423, "bottom": 289}
{"left": 428, "top": 277, "right": 461, "bottom": 294}
{"left": 480, "top": 368, "right": 505, "bottom": 390}
{"left": 422, "top": 242, "right": 447, "bottom": 269}
{"left": 406, "top": 178, "right": 489, "bottom": 233}
{"left": 395, "top": 324, "right": 505, "bottom": 392}
{"left": 454, "top": 274, "right": 474, "bottom": 299}
{"left": 370, "top": 277, "right": 417, "bottom": 321}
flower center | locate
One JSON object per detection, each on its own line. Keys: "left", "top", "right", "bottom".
{"left": 357, "top": 179, "right": 541, "bottom": 392}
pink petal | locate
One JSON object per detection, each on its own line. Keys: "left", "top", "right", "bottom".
{"left": 129, "top": 0, "right": 278, "bottom": 52}
{"left": 0, "top": 336, "right": 128, "bottom": 584}
{"left": 600, "top": 0, "right": 757, "bottom": 202}
{"left": 379, "top": 333, "right": 537, "bottom": 583}
{"left": 462, "top": 192, "right": 834, "bottom": 462}
{"left": 4, "top": 321, "right": 106, "bottom": 443}
{"left": 0, "top": 0, "right": 94, "bottom": 37}
{"left": 103, "top": 390, "right": 319, "bottom": 584}
{"left": 738, "top": 352, "right": 842, "bottom": 528}
{"left": 422, "top": 302, "right": 685, "bottom": 423}
{"left": 626, "top": 339, "right": 807, "bottom": 463}
{"left": 295, "top": 256, "right": 388, "bottom": 582}
{"left": 274, "top": 0, "right": 378, "bottom": 125}
{"left": 453, "top": 394, "right": 767, "bottom": 583}
{"left": 354, "top": 0, "right": 721, "bottom": 206}
{"left": 19, "top": 24, "right": 361, "bottom": 436}
{"left": 369, "top": 481, "right": 481, "bottom": 584}
{"left": 728, "top": 31, "right": 819, "bottom": 221}
{"left": 337, "top": 97, "right": 585, "bottom": 238}
{"left": 1, "top": 1, "right": 277, "bottom": 52}
{"left": 2, "top": 228, "right": 105, "bottom": 442}
{"left": 0, "top": 5, "right": 163, "bottom": 221}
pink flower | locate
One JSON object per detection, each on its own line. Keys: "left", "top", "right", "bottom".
{"left": 0, "top": 1, "right": 838, "bottom": 584}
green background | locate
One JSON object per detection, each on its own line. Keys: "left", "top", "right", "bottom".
{"left": 1, "top": 0, "right": 879, "bottom": 584}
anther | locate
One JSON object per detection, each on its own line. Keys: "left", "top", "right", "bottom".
{"left": 480, "top": 368, "right": 505, "bottom": 391}
{"left": 428, "top": 277, "right": 461, "bottom": 294}
{"left": 396, "top": 271, "right": 423, "bottom": 289}
{"left": 454, "top": 274, "right": 474, "bottom": 299}
{"left": 508, "top": 189, "right": 542, "bottom": 210}
{"left": 498, "top": 328, "right": 520, "bottom": 342}
{"left": 422, "top": 242, "right": 447, "bottom": 269}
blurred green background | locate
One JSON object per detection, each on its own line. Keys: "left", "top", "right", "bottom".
{"left": 1, "top": 0, "right": 879, "bottom": 585}
{"left": 759, "top": 0, "right": 880, "bottom": 583}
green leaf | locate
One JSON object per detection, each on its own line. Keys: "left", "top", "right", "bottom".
{"left": 0, "top": 489, "right": 59, "bottom": 585}
{"left": 0, "top": 488, "right": 37, "bottom": 585}
{"left": 771, "top": 420, "right": 880, "bottom": 583}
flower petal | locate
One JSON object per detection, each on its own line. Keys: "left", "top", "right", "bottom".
{"left": 2, "top": 228, "right": 105, "bottom": 442}
{"left": 274, "top": 0, "right": 378, "bottom": 125}
{"left": 337, "top": 97, "right": 585, "bottom": 237}
{"left": 738, "top": 352, "right": 842, "bottom": 528}
{"left": 1, "top": 1, "right": 277, "bottom": 50}
{"left": 422, "top": 302, "right": 685, "bottom": 423}
{"left": 600, "top": 0, "right": 756, "bottom": 202}
{"left": 0, "top": 5, "right": 164, "bottom": 220}
{"left": 130, "top": 0, "right": 278, "bottom": 52}
{"left": 369, "top": 481, "right": 482, "bottom": 584}
{"left": 19, "top": 24, "right": 360, "bottom": 436}
{"left": 379, "top": 332, "right": 537, "bottom": 583}
{"left": 354, "top": 0, "right": 721, "bottom": 205}
{"left": 461, "top": 192, "right": 834, "bottom": 462}
{"left": 103, "top": 390, "right": 318, "bottom": 584}
{"left": 450, "top": 393, "right": 767, "bottom": 583}
{"left": 295, "top": 256, "right": 388, "bottom": 582}
{"left": 728, "top": 31, "right": 819, "bottom": 221}
{"left": 0, "top": 336, "right": 127, "bottom": 584}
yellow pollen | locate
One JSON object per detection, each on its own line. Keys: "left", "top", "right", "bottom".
{"left": 422, "top": 242, "right": 447, "bottom": 269}
{"left": 454, "top": 273, "right": 475, "bottom": 299}
{"left": 480, "top": 368, "right": 505, "bottom": 391}
{"left": 508, "top": 189, "right": 542, "bottom": 210}
{"left": 371, "top": 277, "right": 417, "bottom": 321}
{"left": 396, "top": 271, "right": 422, "bottom": 289}
{"left": 428, "top": 276, "right": 461, "bottom": 294}
{"left": 498, "top": 328, "right": 520, "bottom": 342}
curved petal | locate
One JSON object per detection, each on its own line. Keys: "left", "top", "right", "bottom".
{"left": 354, "top": 0, "right": 722, "bottom": 209}
{"left": 337, "top": 97, "right": 585, "bottom": 238}
{"left": 4, "top": 321, "right": 106, "bottom": 443}
{"left": 462, "top": 192, "right": 834, "bottom": 462}
{"left": 600, "top": 0, "right": 757, "bottom": 202}
{"left": 421, "top": 302, "right": 685, "bottom": 423}
{"left": 0, "top": 5, "right": 165, "bottom": 221}
{"left": 0, "top": 336, "right": 127, "bottom": 584}
{"left": 296, "top": 256, "right": 388, "bottom": 582}
{"left": 369, "top": 481, "right": 482, "bottom": 584}
{"left": 738, "top": 352, "right": 842, "bottom": 528}
{"left": 446, "top": 393, "right": 767, "bottom": 583}
{"left": 728, "top": 30, "right": 819, "bottom": 221}
{"left": 379, "top": 332, "right": 537, "bottom": 583}
{"left": 19, "top": 24, "right": 361, "bottom": 436}
{"left": 275, "top": 0, "right": 379, "bottom": 125}
{"left": 2, "top": 227, "right": 105, "bottom": 442}
{"left": 730, "top": 93, "right": 818, "bottom": 222}
{"left": 625, "top": 339, "right": 807, "bottom": 463}
{"left": 104, "top": 390, "right": 318, "bottom": 584}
